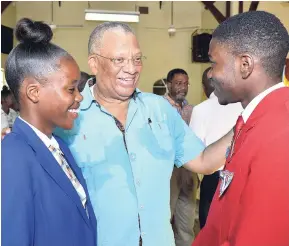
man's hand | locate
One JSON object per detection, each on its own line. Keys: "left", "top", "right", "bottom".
{"left": 184, "top": 129, "right": 233, "bottom": 174}
{"left": 1, "top": 127, "right": 11, "bottom": 140}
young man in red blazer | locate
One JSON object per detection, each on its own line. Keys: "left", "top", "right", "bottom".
{"left": 193, "top": 11, "right": 289, "bottom": 246}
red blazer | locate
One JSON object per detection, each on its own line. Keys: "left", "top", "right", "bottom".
{"left": 193, "top": 87, "right": 289, "bottom": 246}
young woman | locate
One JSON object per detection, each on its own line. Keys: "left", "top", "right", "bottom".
{"left": 2, "top": 18, "right": 97, "bottom": 246}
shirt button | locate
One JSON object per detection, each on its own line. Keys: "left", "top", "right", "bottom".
{"left": 136, "top": 179, "right": 141, "bottom": 186}
{"left": 141, "top": 232, "right": 146, "bottom": 237}
{"left": 130, "top": 153, "right": 136, "bottom": 161}
{"left": 140, "top": 205, "right": 144, "bottom": 209}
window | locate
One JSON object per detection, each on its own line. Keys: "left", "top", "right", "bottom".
{"left": 153, "top": 78, "right": 167, "bottom": 96}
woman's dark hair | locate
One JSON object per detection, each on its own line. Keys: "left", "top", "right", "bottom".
{"left": 5, "top": 18, "right": 73, "bottom": 103}
{"left": 1, "top": 85, "right": 12, "bottom": 100}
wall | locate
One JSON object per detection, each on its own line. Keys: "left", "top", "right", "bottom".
{"left": 14, "top": 1, "right": 205, "bottom": 104}
{"left": 1, "top": 3, "right": 16, "bottom": 68}
{"left": 201, "top": 1, "right": 289, "bottom": 34}
{"left": 199, "top": 2, "right": 226, "bottom": 101}
{"left": 201, "top": 1, "right": 289, "bottom": 54}
{"left": 200, "top": 1, "right": 226, "bottom": 72}
{"left": 5, "top": 1, "right": 288, "bottom": 103}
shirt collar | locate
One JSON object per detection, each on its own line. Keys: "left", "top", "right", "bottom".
{"left": 209, "top": 92, "right": 216, "bottom": 99}
{"left": 90, "top": 84, "right": 95, "bottom": 97}
{"left": 164, "top": 93, "right": 187, "bottom": 108}
{"left": 81, "top": 83, "right": 141, "bottom": 110}
{"left": 18, "top": 116, "right": 59, "bottom": 149}
{"left": 242, "top": 82, "right": 285, "bottom": 123}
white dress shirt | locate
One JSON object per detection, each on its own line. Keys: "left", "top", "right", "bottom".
{"left": 190, "top": 92, "right": 243, "bottom": 147}
{"left": 19, "top": 116, "right": 60, "bottom": 149}
{"left": 242, "top": 82, "right": 285, "bottom": 123}
{"left": 190, "top": 93, "right": 243, "bottom": 171}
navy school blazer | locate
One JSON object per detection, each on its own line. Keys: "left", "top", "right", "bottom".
{"left": 1, "top": 118, "right": 97, "bottom": 246}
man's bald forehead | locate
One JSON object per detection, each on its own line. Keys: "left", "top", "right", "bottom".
{"left": 88, "top": 22, "right": 135, "bottom": 55}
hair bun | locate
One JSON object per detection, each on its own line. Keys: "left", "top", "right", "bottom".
{"left": 15, "top": 18, "right": 53, "bottom": 45}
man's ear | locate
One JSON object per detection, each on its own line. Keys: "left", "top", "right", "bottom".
{"left": 88, "top": 55, "right": 99, "bottom": 76}
{"left": 239, "top": 54, "right": 254, "bottom": 79}
{"left": 23, "top": 78, "right": 42, "bottom": 103}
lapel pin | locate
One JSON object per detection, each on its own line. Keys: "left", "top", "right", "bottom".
{"left": 219, "top": 170, "right": 234, "bottom": 197}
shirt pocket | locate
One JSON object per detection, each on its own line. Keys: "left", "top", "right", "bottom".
{"left": 69, "top": 132, "right": 106, "bottom": 169}
{"left": 150, "top": 120, "right": 174, "bottom": 155}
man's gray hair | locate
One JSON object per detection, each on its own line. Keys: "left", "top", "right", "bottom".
{"left": 88, "top": 22, "right": 135, "bottom": 55}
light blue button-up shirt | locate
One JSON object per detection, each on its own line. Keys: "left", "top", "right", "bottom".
{"left": 55, "top": 84, "right": 204, "bottom": 246}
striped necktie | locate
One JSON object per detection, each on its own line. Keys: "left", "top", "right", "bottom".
{"left": 48, "top": 145, "right": 88, "bottom": 217}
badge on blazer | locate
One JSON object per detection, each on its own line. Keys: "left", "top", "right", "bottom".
{"left": 219, "top": 170, "right": 234, "bottom": 197}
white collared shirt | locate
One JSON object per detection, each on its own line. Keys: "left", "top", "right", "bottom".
{"left": 90, "top": 84, "right": 95, "bottom": 98}
{"left": 242, "top": 82, "right": 285, "bottom": 123}
{"left": 190, "top": 92, "right": 243, "bottom": 170}
{"left": 190, "top": 92, "right": 243, "bottom": 147}
{"left": 18, "top": 116, "right": 60, "bottom": 149}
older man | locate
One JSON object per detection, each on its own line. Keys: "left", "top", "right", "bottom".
{"left": 55, "top": 22, "right": 232, "bottom": 246}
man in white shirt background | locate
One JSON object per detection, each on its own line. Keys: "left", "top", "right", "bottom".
{"left": 189, "top": 68, "right": 243, "bottom": 229}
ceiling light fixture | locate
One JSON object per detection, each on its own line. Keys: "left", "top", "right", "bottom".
{"left": 85, "top": 9, "right": 140, "bottom": 23}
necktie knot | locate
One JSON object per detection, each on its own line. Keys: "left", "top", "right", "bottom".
{"left": 234, "top": 115, "right": 245, "bottom": 136}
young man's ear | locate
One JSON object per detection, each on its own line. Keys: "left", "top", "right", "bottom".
{"left": 239, "top": 54, "right": 254, "bottom": 79}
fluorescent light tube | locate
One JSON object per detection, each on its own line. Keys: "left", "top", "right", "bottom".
{"left": 85, "top": 10, "right": 140, "bottom": 23}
